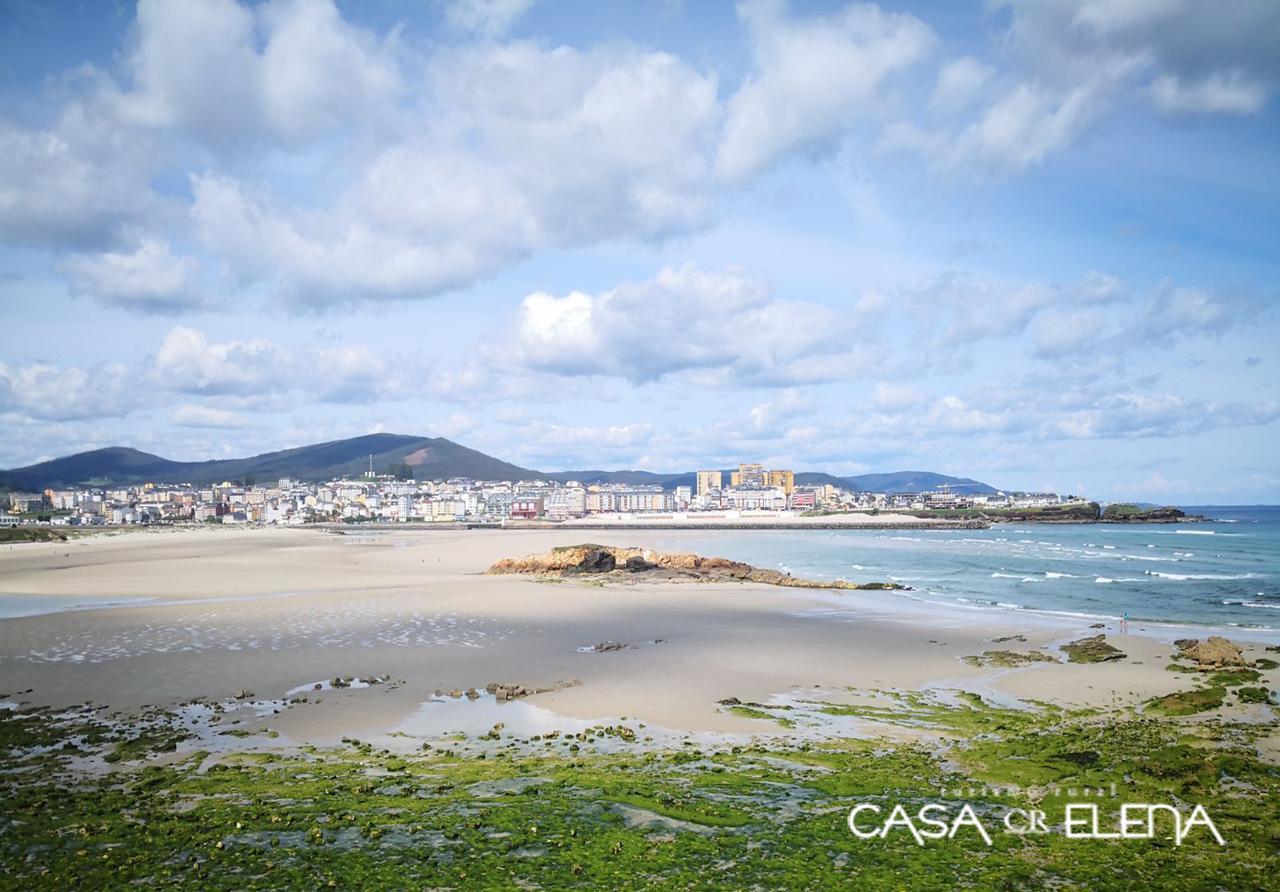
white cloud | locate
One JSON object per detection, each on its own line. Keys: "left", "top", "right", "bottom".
{"left": 1150, "top": 72, "right": 1266, "bottom": 114}
{"left": 1077, "top": 270, "right": 1126, "bottom": 302}
{"left": 1000, "top": 0, "right": 1279, "bottom": 115}
{"left": 886, "top": 1, "right": 1278, "bottom": 178}
{"left": 917, "top": 275, "right": 1058, "bottom": 346}
{"left": 155, "top": 326, "right": 288, "bottom": 396}
{"left": 716, "top": 0, "right": 934, "bottom": 181}
{"left": 505, "top": 264, "right": 858, "bottom": 385}
{"left": 748, "top": 390, "right": 815, "bottom": 433}
{"left": 442, "top": 0, "right": 534, "bottom": 37}
{"left": 0, "top": 325, "right": 429, "bottom": 426}
{"left": 190, "top": 40, "right": 720, "bottom": 304}
{"left": 425, "top": 412, "right": 479, "bottom": 438}
{"left": 0, "top": 111, "right": 162, "bottom": 251}
{"left": 929, "top": 56, "right": 994, "bottom": 113}
{"left": 886, "top": 75, "right": 1121, "bottom": 176}
{"left": 1137, "top": 285, "right": 1235, "bottom": 342}
{"left": 871, "top": 381, "right": 925, "bottom": 410}
{"left": 61, "top": 239, "right": 201, "bottom": 314}
{"left": 107, "top": 0, "right": 402, "bottom": 148}
{"left": 171, "top": 404, "right": 248, "bottom": 428}
{"left": 1053, "top": 393, "right": 1280, "bottom": 438}
{"left": 1032, "top": 310, "right": 1105, "bottom": 357}
{"left": 0, "top": 361, "right": 140, "bottom": 421}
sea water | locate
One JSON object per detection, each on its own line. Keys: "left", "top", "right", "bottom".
{"left": 645, "top": 506, "right": 1280, "bottom": 630}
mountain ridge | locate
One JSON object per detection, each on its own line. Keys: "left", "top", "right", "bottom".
{"left": 0, "top": 434, "right": 999, "bottom": 494}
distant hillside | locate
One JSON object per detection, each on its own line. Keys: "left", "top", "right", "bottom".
{"left": 0, "top": 434, "right": 544, "bottom": 490}
{"left": 1, "top": 435, "right": 999, "bottom": 494}
{"left": 841, "top": 471, "right": 997, "bottom": 494}
{"left": 545, "top": 470, "right": 694, "bottom": 488}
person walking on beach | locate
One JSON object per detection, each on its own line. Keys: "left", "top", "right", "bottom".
{"left": 1120, "top": 612, "right": 1128, "bottom": 634}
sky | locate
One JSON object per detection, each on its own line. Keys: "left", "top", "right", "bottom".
{"left": 0, "top": 0, "right": 1277, "bottom": 502}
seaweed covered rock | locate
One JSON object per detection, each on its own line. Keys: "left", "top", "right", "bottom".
{"left": 1061, "top": 635, "right": 1126, "bottom": 664}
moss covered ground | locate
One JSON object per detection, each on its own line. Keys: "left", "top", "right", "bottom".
{"left": 1, "top": 689, "right": 1277, "bottom": 890}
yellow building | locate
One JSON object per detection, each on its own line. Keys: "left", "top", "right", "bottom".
{"left": 768, "top": 469, "right": 795, "bottom": 495}
{"left": 695, "top": 470, "right": 722, "bottom": 497}
{"left": 731, "top": 462, "right": 766, "bottom": 487}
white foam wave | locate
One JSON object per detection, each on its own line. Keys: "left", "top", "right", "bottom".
{"left": 1146, "top": 571, "right": 1264, "bottom": 581}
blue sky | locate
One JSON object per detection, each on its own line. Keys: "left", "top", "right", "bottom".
{"left": 1, "top": 0, "right": 1277, "bottom": 502}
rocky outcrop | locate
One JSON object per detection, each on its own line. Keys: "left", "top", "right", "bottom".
{"left": 486, "top": 544, "right": 906, "bottom": 591}
{"left": 1101, "top": 504, "right": 1206, "bottom": 523}
{"left": 589, "top": 641, "right": 633, "bottom": 653}
{"left": 1174, "top": 636, "right": 1248, "bottom": 668}
{"left": 481, "top": 678, "right": 582, "bottom": 701}
{"left": 566, "top": 548, "right": 616, "bottom": 574}
{"left": 1061, "top": 635, "right": 1126, "bottom": 663}
{"left": 962, "top": 650, "right": 1058, "bottom": 668}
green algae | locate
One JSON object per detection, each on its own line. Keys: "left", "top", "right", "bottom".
{"left": 961, "top": 650, "right": 1059, "bottom": 668}
{"left": 2, "top": 694, "right": 1278, "bottom": 890}
{"left": 1060, "top": 635, "right": 1127, "bottom": 664}
{"left": 1206, "top": 668, "right": 1262, "bottom": 687}
{"left": 1147, "top": 688, "right": 1226, "bottom": 716}
{"left": 1235, "top": 686, "right": 1275, "bottom": 705}
{"left": 726, "top": 705, "right": 795, "bottom": 728}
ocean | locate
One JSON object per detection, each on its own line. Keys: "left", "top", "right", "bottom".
{"left": 645, "top": 506, "right": 1280, "bottom": 631}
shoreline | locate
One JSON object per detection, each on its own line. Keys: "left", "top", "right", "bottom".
{"left": 3, "top": 508, "right": 1228, "bottom": 544}
{"left": 3, "top": 524, "right": 1277, "bottom": 887}
{"left": 1, "top": 527, "right": 1275, "bottom": 730}
{"left": 2, "top": 525, "right": 1273, "bottom": 632}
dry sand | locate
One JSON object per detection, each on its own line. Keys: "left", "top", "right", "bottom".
{"left": 1, "top": 526, "right": 1274, "bottom": 746}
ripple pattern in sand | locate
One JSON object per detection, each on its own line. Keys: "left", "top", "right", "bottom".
{"left": 3, "top": 602, "right": 512, "bottom": 665}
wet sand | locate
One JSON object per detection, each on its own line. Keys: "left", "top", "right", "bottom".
{"left": 1, "top": 526, "right": 1275, "bottom": 746}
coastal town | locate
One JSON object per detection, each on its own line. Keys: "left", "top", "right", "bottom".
{"left": 1, "top": 461, "right": 1084, "bottom": 528}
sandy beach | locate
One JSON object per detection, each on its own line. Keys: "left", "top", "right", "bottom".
{"left": 2, "top": 526, "right": 1274, "bottom": 749}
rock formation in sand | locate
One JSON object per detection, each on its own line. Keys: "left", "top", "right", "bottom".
{"left": 1174, "top": 636, "right": 1248, "bottom": 668}
{"left": 485, "top": 544, "right": 905, "bottom": 591}
{"left": 1060, "top": 634, "right": 1126, "bottom": 663}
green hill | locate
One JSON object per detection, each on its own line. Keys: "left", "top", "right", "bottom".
{"left": 0, "top": 434, "right": 543, "bottom": 489}
{"left": 1, "top": 435, "right": 1001, "bottom": 494}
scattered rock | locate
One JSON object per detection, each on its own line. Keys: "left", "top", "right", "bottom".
{"left": 991, "top": 634, "right": 1027, "bottom": 643}
{"left": 1089, "top": 623, "right": 1105, "bottom": 629}
{"left": 483, "top": 678, "right": 580, "bottom": 701}
{"left": 590, "top": 641, "right": 633, "bottom": 653}
{"left": 1174, "top": 636, "right": 1248, "bottom": 668}
{"left": 963, "top": 650, "right": 1058, "bottom": 668}
{"left": 233, "top": 690, "right": 255, "bottom": 700}
{"left": 1061, "top": 635, "right": 1126, "bottom": 664}
{"left": 624, "top": 555, "right": 657, "bottom": 572}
